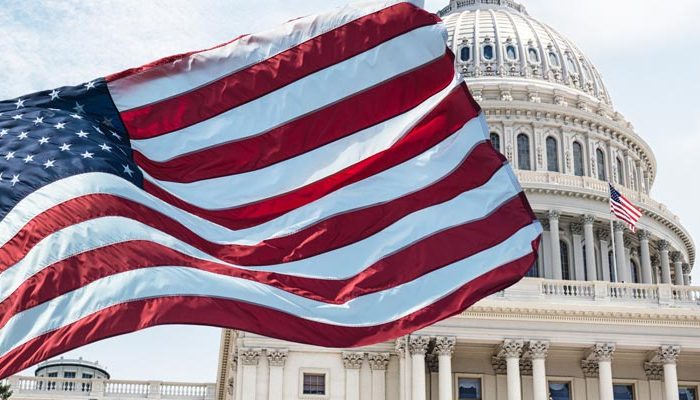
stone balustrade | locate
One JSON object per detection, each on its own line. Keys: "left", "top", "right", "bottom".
{"left": 4, "top": 376, "right": 215, "bottom": 400}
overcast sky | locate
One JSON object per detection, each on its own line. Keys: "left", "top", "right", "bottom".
{"left": 3, "top": 0, "right": 700, "bottom": 382}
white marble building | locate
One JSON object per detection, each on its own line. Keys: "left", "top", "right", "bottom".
{"left": 216, "top": 1, "right": 700, "bottom": 400}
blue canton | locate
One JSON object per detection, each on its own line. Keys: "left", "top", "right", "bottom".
{"left": 0, "top": 79, "right": 142, "bottom": 220}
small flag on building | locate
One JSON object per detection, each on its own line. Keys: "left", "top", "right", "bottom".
{"left": 0, "top": 0, "right": 541, "bottom": 378}
{"left": 609, "top": 183, "right": 642, "bottom": 232}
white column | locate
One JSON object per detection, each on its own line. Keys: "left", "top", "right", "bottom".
{"left": 598, "top": 229, "right": 611, "bottom": 282}
{"left": 582, "top": 215, "right": 597, "bottom": 281}
{"left": 266, "top": 350, "right": 287, "bottom": 400}
{"left": 238, "top": 349, "right": 261, "bottom": 400}
{"left": 395, "top": 338, "right": 408, "bottom": 400}
{"left": 571, "top": 223, "right": 586, "bottom": 281}
{"left": 435, "top": 337, "right": 456, "bottom": 400}
{"left": 368, "top": 353, "right": 390, "bottom": 400}
{"left": 410, "top": 336, "right": 430, "bottom": 400}
{"left": 613, "top": 222, "right": 628, "bottom": 282}
{"left": 659, "top": 346, "right": 681, "bottom": 400}
{"left": 672, "top": 251, "right": 684, "bottom": 286}
{"left": 637, "top": 230, "right": 653, "bottom": 284}
{"left": 529, "top": 341, "right": 549, "bottom": 400}
{"left": 683, "top": 264, "right": 691, "bottom": 286}
{"left": 342, "top": 352, "right": 364, "bottom": 400}
{"left": 659, "top": 240, "right": 672, "bottom": 284}
{"left": 590, "top": 343, "right": 615, "bottom": 400}
{"left": 498, "top": 340, "right": 524, "bottom": 400}
{"left": 548, "top": 211, "right": 562, "bottom": 280}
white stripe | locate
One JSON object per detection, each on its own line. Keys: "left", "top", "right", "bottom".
{"left": 0, "top": 165, "right": 521, "bottom": 305}
{"left": 612, "top": 202, "right": 640, "bottom": 223}
{"left": 108, "top": 0, "right": 425, "bottom": 111}
{"left": 0, "top": 222, "right": 540, "bottom": 358}
{"left": 130, "top": 24, "right": 448, "bottom": 162}
{"left": 0, "top": 114, "right": 488, "bottom": 251}
{"left": 141, "top": 76, "right": 462, "bottom": 209}
{"left": 619, "top": 197, "right": 642, "bottom": 217}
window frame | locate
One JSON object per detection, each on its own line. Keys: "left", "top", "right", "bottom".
{"left": 549, "top": 51, "right": 560, "bottom": 67}
{"left": 560, "top": 239, "right": 572, "bottom": 281}
{"left": 528, "top": 47, "right": 540, "bottom": 64}
{"left": 299, "top": 369, "right": 330, "bottom": 399}
{"left": 482, "top": 43, "right": 495, "bottom": 61}
{"left": 454, "top": 373, "right": 484, "bottom": 400}
{"left": 596, "top": 148, "right": 607, "bottom": 181}
{"left": 612, "top": 381, "right": 637, "bottom": 400}
{"left": 516, "top": 133, "right": 532, "bottom": 171}
{"left": 546, "top": 136, "right": 560, "bottom": 173}
{"left": 505, "top": 44, "right": 518, "bottom": 61}
{"left": 548, "top": 378, "right": 574, "bottom": 400}
{"left": 679, "top": 384, "right": 700, "bottom": 400}
{"left": 459, "top": 45, "right": 472, "bottom": 63}
{"left": 572, "top": 141, "right": 585, "bottom": 177}
{"left": 489, "top": 132, "right": 501, "bottom": 152}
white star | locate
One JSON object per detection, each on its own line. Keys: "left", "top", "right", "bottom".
{"left": 111, "top": 131, "right": 122, "bottom": 140}
{"left": 75, "top": 130, "right": 89, "bottom": 138}
{"left": 93, "top": 125, "right": 103, "bottom": 134}
{"left": 59, "top": 143, "right": 71, "bottom": 152}
{"left": 85, "top": 81, "right": 97, "bottom": 90}
{"left": 12, "top": 114, "right": 22, "bottom": 120}
{"left": 0, "top": 172, "right": 3, "bottom": 182}
{"left": 49, "top": 89, "right": 60, "bottom": 100}
{"left": 43, "top": 159, "right": 56, "bottom": 169}
{"left": 14, "top": 98, "right": 25, "bottom": 109}
{"left": 0, "top": 129, "right": 7, "bottom": 137}
{"left": 3, "top": 151, "right": 14, "bottom": 160}
{"left": 99, "top": 143, "right": 112, "bottom": 152}
{"left": 54, "top": 122, "right": 66, "bottom": 130}
{"left": 23, "top": 154, "right": 34, "bottom": 163}
{"left": 73, "top": 102, "right": 85, "bottom": 114}
{"left": 38, "top": 136, "right": 50, "bottom": 145}
{"left": 102, "top": 117, "right": 113, "bottom": 127}
{"left": 33, "top": 116, "right": 44, "bottom": 125}
{"left": 10, "top": 174, "right": 19, "bottom": 187}
{"left": 123, "top": 164, "right": 134, "bottom": 177}
{"left": 70, "top": 113, "right": 83, "bottom": 120}
{"left": 80, "top": 150, "right": 94, "bottom": 159}
{"left": 17, "top": 131, "right": 28, "bottom": 140}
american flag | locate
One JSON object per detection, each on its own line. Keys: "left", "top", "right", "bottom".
{"left": 609, "top": 183, "right": 642, "bottom": 232}
{"left": 0, "top": 0, "right": 541, "bottom": 378}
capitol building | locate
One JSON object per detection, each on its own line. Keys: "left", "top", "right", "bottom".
{"left": 3, "top": 1, "right": 699, "bottom": 400}
{"left": 214, "top": 1, "right": 700, "bottom": 400}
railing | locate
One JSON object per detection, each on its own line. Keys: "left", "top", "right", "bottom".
{"left": 5, "top": 376, "right": 216, "bottom": 400}
{"left": 542, "top": 280, "right": 594, "bottom": 298}
{"left": 438, "top": 0, "right": 527, "bottom": 16}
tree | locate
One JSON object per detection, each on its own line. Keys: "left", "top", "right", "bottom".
{"left": 0, "top": 382, "right": 12, "bottom": 400}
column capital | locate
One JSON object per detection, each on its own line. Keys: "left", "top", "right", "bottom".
{"left": 597, "top": 228, "right": 610, "bottom": 241}
{"left": 580, "top": 360, "right": 599, "bottom": 378}
{"left": 491, "top": 356, "right": 507, "bottom": 375}
{"left": 671, "top": 251, "right": 682, "bottom": 263}
{"left": 434, "top": 336, "right": 456, "bottom": 356}
{"left": 342, "top": 352, "right": 365, "bottom": 369}
{"left": 658, "top": 345, "right": 681, "bottom": 365}
{"left": 547, "top": 210, "right": 561, "bottom": 221}
{"left": 266, "top": 349, "right": 288, "bottom": 367}
{"left": 497, "top": 339, "right": 524, "bottom": 359}
{"left": 570, "top": 223, "right": 583, "bottom": 236}
{"left": 367, "top": 353, "right": 391, "bottom": 371}
{"left": 637, "top": 229, "right": 651, "bottom": 241}
{"left": 651, "top": 254, "right": 660, "bottom": 265}
{"left": 613, "top": 221, "right": 626, "bottom": 233}
{"left": 394, "top": 336, "right": 408, "bottom": 355}
{"left": 644, "top": 361, "right": 664, "bottom": 380}
{"left": 539, "top": 218, "right": 551, "bottom": 231}
{"left": 582, "top": 214, "right": 596, "bottom": 226}
{"left": 623, "top": 236, "right": 633, "bottom": 248}
{"left": 528, "top": 340, "right": 550, "bottom": 359}
{"left": 683, "top": 263, "right": 692, "bottom": 274}
{"left": 658, "top": 240, "right": 670, "bottom": 251}
{"left": 409, "top": 335, "right": 431, "bottom": 355}
{"left": 590, "top": 343, "right": 615, "bottom": 362}
{"left": 239, "top": 348, "right": 262, "bottom": 365}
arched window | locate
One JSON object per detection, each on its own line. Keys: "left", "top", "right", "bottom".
{"left": 483, "top": 44, "right": 494, "bottom": 60}
{"left": 528, "top": 48, "right": 540, "bottom": 63}
{"left": 490, "top": 132, "right": 501, "bottom": 152}
{"left": 560, "top": 240, "right": 571, "bottom": 280}
{"left": 573, "top": 141, "right": 584, "bottom": 176}
{"left": 517, "top": 134, "right": 531, "bottom": 170}
{"left": 632, "top": 167, "right": 639, "bottom": 191}
{"left": 596, "top": 149, "right": 606, "bottom": 181}
{"left": 616, "top": 157, "right": 624, "bottom": 185}
{"left": 608, "top": 251, "right": 615, "bottom": 282}
{"left": 460, "top": 46, "right": 471, "bottom": 62}
{"left": 505, "top": 44, "right": 517, "bottom": 60}
{"left": 581, "top": 64, "right": 592, "bottom": 81}
{"left": 566, "top": 55, "right": 577, "bottom": 72}
{"left": 549, "top": 52, "right": 560, "bottom": 67}
{"left": 546, "top": 137, "right": 559, "bottom": 172}
{"left": 630, "top": 260, "right": 640, "bottom": 284}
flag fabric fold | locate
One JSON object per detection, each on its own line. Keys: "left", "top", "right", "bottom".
{"left": 609, "top": 183, "right": 642, "bottom": 232}
{"left": 0, "top": 0, "right": 541, "bottom": 378}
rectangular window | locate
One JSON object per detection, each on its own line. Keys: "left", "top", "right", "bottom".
{"left": 47, "top": 372, "right": 58, "bottom": 377}
{"left": 549, "top": 382, "right": 572, "bottom": 400}
{"left": 302, "top": 373, "right": 326, "bottom": 395}
{"left": 457, "top": 377, "right": 482, "bottom": 400}
{"left": 680, "top": 387, "right": 698, "bottom": 400}
{"left": 613, "top": 384, "right": 635, "bottom": 400}
{"left": 64, "top": 372, "right": 76, "bottom": 378}
{"left": 82, "top": 374, "right": 93, "bottom": 379}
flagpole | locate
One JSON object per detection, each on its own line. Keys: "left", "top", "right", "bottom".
{"left": 609, "top": 183, "right": 618, "bottom": 283}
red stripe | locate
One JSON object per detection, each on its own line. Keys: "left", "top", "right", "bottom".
{"left": 0, "top": 141, "right": 499, "bottom": 272}
{"left": 133, "top": 53, "right": 455, "bottom": 182}
{"left": 0, "top": 242, "right": 539, "bottom": 380}
{"left": 0, "top": 195, "right": 535, "bottom": 329}
{"left": 619, "top": 198, "right": 642, "bottom": 217}
{"left": 119, "top": 3, "right": 440, "bottom": 139}
{"left": 142, "top": 84, "right": 480, "bottom": 230}
{"left": 611, "top": 203, "right": 640, "bottom": 224}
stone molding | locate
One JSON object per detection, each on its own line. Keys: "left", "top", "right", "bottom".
{"left": 637, "top": 229, "right": 651, "bottom": 241}
{"left": 491, "top": 356, "right": 507, "bottom": 375}
{"left": 394, "top": 337, "right": 408, "bottom": 356}
{"left": 342, "top": 352, "right": 365, "bottom": 369}
{"left": 497, "top": 339, "right": 524, "bottom": 359}
{"left": 367, "top": 353, "right": 391, "bottom": 371}
{"left": 519, "top": 357, "right": 533, "bottom": 376}
{"left": 582, "top": 214, "right": 595, "bottom": 225}
{"left": 644, "top": 362, "right": 663, "bottom": 380}
{"left": 528, "top": 340, "right": 550, "bottom": 359}
{"left": 658, "top": 240, "right": 670, "bottom": 251}
{"left": 580, "top": 360, "right": 599, "bottom": 378}
{"left": 409, "top": 336, "right": 431, "bottom": 355}
{"left": 266, "top": 349, "right": 288, "bottom": 367}
{"left": 590, "top": 343, "right": 615, "bottom": 362}
{"left": 434, "top": 336, "right": 456, "bottom": 356}
{"left": 238, "top": 349, "right": 261, "bottom": 366}
{"left": 547, "top": 210, "right": 561, "bottom": 221}
{"left": 657, "top": 345, "right": 680, "bottom": 365}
